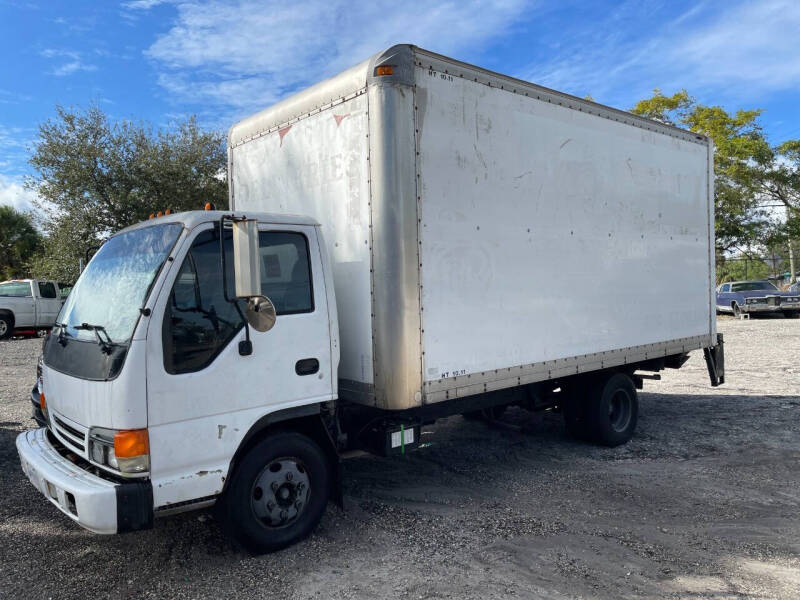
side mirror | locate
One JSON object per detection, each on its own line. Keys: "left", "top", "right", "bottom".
{"left": 232, "top": 219, "right": 261, "bottom": 298}
{"left": 230, "top": 218, "right": 276, "bottom": 333}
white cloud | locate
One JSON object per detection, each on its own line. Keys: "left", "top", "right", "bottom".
{"left": 521, "top": 0, "right": 800, "bottom": 107}
{"left": 0, "top": 174, "right": 38, "bottom": 214}
{"left": 122, "top": 0, "right": 168, "bottom": 9}
{"left": 143, "top": 0, "right": 531, "bottom": 113}
{"left": 40, "top": 48, "right": 97, "bottom": 77}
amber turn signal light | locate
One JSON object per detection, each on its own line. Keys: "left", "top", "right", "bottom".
{"left": 376, "top": 65, "right": 394, "bottom": 76}
{"left": 114, "top": 429, "right": 149, "bottom": 458}
{"left": 40, "top": 392, "right": 46, "bottom": 413}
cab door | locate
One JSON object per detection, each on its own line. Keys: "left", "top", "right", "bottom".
{"left": 144, "top": 223, "right": 334, "bottom": 508}
{"left": 35, "top": 281, "right": 62, "bottom": 326}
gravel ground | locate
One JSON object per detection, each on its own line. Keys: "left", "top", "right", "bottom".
{"left": 1, "top": 317, "right": 799, "bottom": 599}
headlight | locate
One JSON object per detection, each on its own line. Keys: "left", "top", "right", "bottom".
{"left": 89, "top": 427, "right": 148, "bottom": 475}
{"left": 787, "top": 297, "right": 800, "bottom": 303}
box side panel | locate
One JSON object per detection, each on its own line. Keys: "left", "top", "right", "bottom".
{"left": 230, "top": 93, "right": 375, "bottom": 391}
{"left": 367, "top": 80, "right": 423, "bottom": 410}
{"left": 416, "top": 65, "right": 712, "bottom": 390}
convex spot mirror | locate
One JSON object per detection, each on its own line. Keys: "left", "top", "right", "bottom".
{"left": 246, "top": 295, "right": 277, "bottom": 332}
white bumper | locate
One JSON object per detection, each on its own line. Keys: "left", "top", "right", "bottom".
{"left": 17, "top": 428, "right": 119, "bottom": 534}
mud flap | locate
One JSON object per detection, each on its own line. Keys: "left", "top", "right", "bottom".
{"left": 703, "top": 333, "right": 725, "bottom": 387}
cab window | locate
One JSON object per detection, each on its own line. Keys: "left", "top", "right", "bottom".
{"left": 258, "top": 231, "right": 313, "bottom": 315}
{"left": 38, "top": 281, "right": 57, "bottom": 299}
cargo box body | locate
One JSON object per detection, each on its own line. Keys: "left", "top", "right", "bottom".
{"left": 228, "top": 45, "right": 716, "bottom": 411}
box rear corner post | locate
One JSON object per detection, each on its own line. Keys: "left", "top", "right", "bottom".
{"left": 703, "top": 333, "right": 725, "bottom": 387}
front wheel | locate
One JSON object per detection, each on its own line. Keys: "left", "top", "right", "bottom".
{"left": 732, "top": 302, "right": 742, "bottom": 318}
{"left": 219, "top": 432, "right": 330, "bottom": 553}
{"left": 0, "top": 315, "right": 12, "bottom": 340}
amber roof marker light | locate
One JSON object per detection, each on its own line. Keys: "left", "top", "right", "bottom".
{"left": 376, "top": 65, "right": 394, "bottom": 76}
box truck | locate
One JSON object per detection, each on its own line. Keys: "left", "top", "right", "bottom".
{"left": 17, "top": 45, "right": 724, "bottom": 553}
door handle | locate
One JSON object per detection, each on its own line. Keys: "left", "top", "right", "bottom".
{"left": 295, "top": 358, "right": 319, "bottom": 376}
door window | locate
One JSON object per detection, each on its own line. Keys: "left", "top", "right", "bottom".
{"left": 162, "top": 229, "right": 242, "bottom": 374}
{"left": 258, "top": 231, "right": 313, "bottom": 315}
{"left": 38, "top": 281, "right": 57, "bottom": 299}
{"left": 58, "top": 284, "right": 73, "bottom": 299}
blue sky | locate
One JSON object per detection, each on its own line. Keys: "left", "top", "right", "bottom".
{"left": 2, "top": 0, "right": 800, "bottom": 213}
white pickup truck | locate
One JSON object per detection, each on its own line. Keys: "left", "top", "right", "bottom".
{"left": 0, "top": 279, "right": 71, "bottom": 339}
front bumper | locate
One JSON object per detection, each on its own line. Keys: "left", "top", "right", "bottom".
{"left": 742, "top": 304, "right": 789, "bottom": 313}
{"left": 16, "top": 428, "right": 153, "bottom": 534}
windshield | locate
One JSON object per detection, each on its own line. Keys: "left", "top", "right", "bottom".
{"left": 731, "top": 281, "right": 778, "bottom": 292}
{"left": 58, "top": 224, "right": 182, "bottom": 343}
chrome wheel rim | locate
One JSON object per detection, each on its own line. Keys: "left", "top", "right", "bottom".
{"left": 0, "top": 320, "right": 7, "bottom": 337}
{"left": 251, "top": 457, "right": 311, "bottom": 528}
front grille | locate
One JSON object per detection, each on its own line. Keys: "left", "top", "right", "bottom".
{"left": 52, "top": 413, "right": 87, "bottom": 453}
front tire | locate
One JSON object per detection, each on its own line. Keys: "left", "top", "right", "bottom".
{"left": 0, "top": 315, "right": 12, "bottom": 340}
{"left": 732, "top": 302, "right": 742, "bottom": 318}
{"left": 219, "top": 432, "right": 330, "bottom": 553}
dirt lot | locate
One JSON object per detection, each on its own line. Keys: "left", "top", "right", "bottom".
{"left": 1, "top": 317, "right": 799, "bottom": 599}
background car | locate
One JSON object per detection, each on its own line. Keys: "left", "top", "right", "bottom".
{"left": 0, "top": 279, "right": 71, "bottom": 339}
{"left": 716, "top": 280, "right": 800, "bottom": 318}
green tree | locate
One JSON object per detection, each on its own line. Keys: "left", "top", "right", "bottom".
{"left": 27, "top": 105, "right": 227, "bottom": 281}
{"left": 631, "top": 90, "right": 773, "bottom": 253}
{"left": 0, "top": 205, "right": 42, "bottom": 279}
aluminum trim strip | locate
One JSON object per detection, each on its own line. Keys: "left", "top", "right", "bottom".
{"left": 422, "top": 334, "right": 713, "bottom": 402}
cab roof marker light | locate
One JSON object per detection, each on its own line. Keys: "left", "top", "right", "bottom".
{"left": 376, "top": 65, "right": 394, "bottom": 76}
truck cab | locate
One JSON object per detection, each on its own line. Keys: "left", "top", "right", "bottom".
{"left": 17, "top": 210, "right": 341, "bottom": 551}
{"left": 0, "top": 279, "right": 70, "bottom": 339}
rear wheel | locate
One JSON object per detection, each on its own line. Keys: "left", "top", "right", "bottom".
{"left": 219, "top": 432, "right": 330, "bottom": 553}
{"left": 0, "top": 315, "right": 12, "bottom": 340}
{"left": 584, "top": 373, "right": 638, "bottom": 447}
{"left": 562, "top": 373, "right": 638, "bottom": 447}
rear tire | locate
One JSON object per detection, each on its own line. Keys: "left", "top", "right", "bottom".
{"left": 218, "top": 432, "right": 330, "bottom": 553}
{"left": 583, "top": 373, "right": 638, "bottom": 447}
{"left": 0, "top": 315, "right": 12, "bottom": 340}
{"left": 561, "top": 383, "right": 591, "bottom": 440}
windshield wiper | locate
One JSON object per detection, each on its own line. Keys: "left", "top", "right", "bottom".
{"left": 74, "top": 323, "right": 115, "bottom": 354}
{"left": 53, "top": 321, "right": 69, "bottom": 346}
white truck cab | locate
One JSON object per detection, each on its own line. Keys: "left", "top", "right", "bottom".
{"left": 0, "top": 279, "right": 70, "bottom": 339}
{"left": 18, "top": 210, "right": 340, "bottom": 549}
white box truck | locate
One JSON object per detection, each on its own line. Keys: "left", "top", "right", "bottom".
{"left": 17, "top": 45, "right": 724, "bottom": 553}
